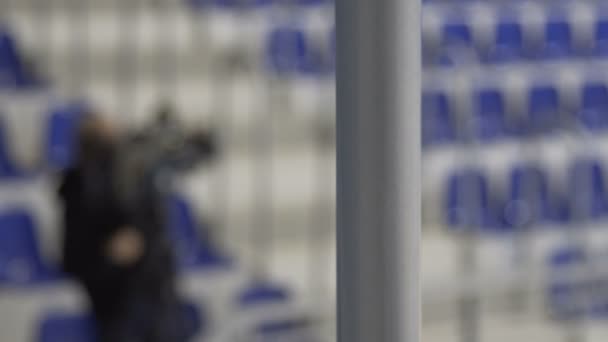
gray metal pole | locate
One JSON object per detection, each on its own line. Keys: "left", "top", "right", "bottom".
{"left": 336, "top": 0, "right": 420, "bottom": 341}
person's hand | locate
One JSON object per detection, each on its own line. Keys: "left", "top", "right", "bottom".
{"left": 106, "top": 227, "right": 145, "bottom": 266}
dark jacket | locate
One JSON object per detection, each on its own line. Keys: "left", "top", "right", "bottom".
{"left": 58, "top": 141, "right": 134, "bottom": 317}
{"left": 58, "top": 121, "right": 190, "bottom": 342}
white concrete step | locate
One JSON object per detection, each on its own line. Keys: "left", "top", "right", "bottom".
{"left": 3, "top": 4, "right": 334, "bottom": 72}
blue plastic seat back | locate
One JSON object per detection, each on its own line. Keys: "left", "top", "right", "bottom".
{"left": 0, "top": 118, "right": 22, "bottom": 178}
{"left": 239, "top": 283, "right": 290, "bottom": 307}
{"left": 422, "top": 91, "right": 455, "bottom": 146}
{"left": 167, "top": 195, "right": 230, "bottom": 268}
{"left": 267, "top": 27, "right": 313, "bottom": 74}
{"left": 38, "top": 304, "right": 202, "bottom": 342}
{"left": 438, "top": 21, "right": 476, "bottom": 66}
{"left": 168, "top": 195, "right": 200, "bottom": 258}
{"left": 551, "top": 246, "right": 586, "bottom": 267}
{"left": 0, "top": 30, "right": 22, "bottom": 87}
{"left": 505, "top": 165, "right": 551, "bottom": 227}
{"left": 475, "top": 88, "right": 506, "bottom": 140}
{"left": 38, "top": 314, "right": 97, "bottom": 342}
{"left": 445, "top": 169, "right": 494, "bottom": 230}
{"left": 568, "top": 159, "right": 607, "bottom": 220}
{"left": 595, "top": 19, "right": 608, "bottom": 55}
{"left": 46, "top": 102, "right": 89, "bottom": 171}
{"left": 237, "top": 284, "right": 316, "bottom": 341}
{"left": 294, "top": 0, "right": 329, "bottom": 5}
{"left": 580, "top": 83, "right": 608, "bottom": 131}
{"left": 528, "top": 85, "right": 560, "bottom": 134}
{"left": 442, "top": 21, "right": 472, "bottom": 47}
{"left": 0, "top": 29, "right": 40, "bottom": 88}
{"left": 255, "top": 318, "right": 313, "bottom": 341}
{"left": 548, "top": 246, "right": 588, "bottom": 320}
{"left": 257, "top": 319, "right": 308, "bottom": 334}
{"left": 0, "top": 210, "right": 54, "bottom": 284}
{"left": 496, "top": 21, "right": 524, "bottom": 48}
{"left": 489, "top": 20, "right": 524, "bottom": 62}
{"left": 189, "top": 0, "right": 273, "bottom": 9}
{"left": 180, "top": 302, "right": 204, "bottom": 340}
{"left": 544, "top": 19, "right": 572, "bottom": 58}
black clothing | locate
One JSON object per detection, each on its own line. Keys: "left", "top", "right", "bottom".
{"left": 58, "top": 140, "right": 182, "bottom": 342}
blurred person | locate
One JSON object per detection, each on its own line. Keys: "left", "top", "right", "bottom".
{"left": 116, "top": 103, "right": 218, "bottom": 225}
{"left": 58, "top": 112, "right": 188, "bottom": 342}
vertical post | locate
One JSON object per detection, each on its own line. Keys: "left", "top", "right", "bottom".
{"left": 336, "top": 0, "right": 420, "bottom": 341}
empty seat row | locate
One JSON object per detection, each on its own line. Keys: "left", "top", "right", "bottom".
{"left": 38, "top": 302, "right": 203, "bottom": 342}
{"left": 0, "top": 29, "right": 90, "bottom": 177}
{"left": 37, "top": 281, "right": 313, "bottom": 342}
{"left": 0, "top": 28, "right": 43, "bottom": 89}
{"left": 0, "top": 101, "right": 89, "bottom": 179}
{"left": 0, "top": 195, "right": 229, "bottom": 286}
{"left": 188, "top": 0, "right": 332, "bottom": 10}
{"left": 424, "top": 3, "right": 608, "bottom": 66}
{"left": 445, "top": 158, "right": 608, "bottom": 231}
{"left": 0, "top": 209, "right": 59, "bottom": 285}
{"left": 266, "top": 26, "right": 334, "bottom": 75}
{"left": 423, "top": 80, "right": 608, "bottom": 147}
{"left": 167, "top": 194, "right": 232, "bottom": 269}
{"left": 548, "top": 245, "right": 608, "bottom": 319}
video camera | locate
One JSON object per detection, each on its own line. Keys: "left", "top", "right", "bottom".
{"left": 113, "top": 103, "right": 218, "bottom": 217}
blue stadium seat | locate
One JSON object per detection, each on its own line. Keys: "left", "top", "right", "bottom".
{"left": 543, "top": 18, "right": 573, "bottom": 59}
{"left": 238, "top": 283, "right": 317, "bottom": 341}
{"left": 442, "top": 21, "right": 473, "bottom": 47}
{"left": 294, "top": 0, "right": 330, "bottom": 5}
{"left": 45, "top": 102, "right": 89, "bottom": 171}
{"left": 504, "top": 165, "right": 553, "bottom": 228}
{"left": 437, "top": 20, "right": 476, "bottom": 66}
{"left": 266, "top": 27, "right": 311, "bottom": 74}
{"left": 238, "top": 283, "right": 290, "bottom": 307}
{"left": 256, "top": 318, "right": 310, "bottom": 335}
{"left": 180, "top": 302, "right": 205, "bottom": 340}
{"left": 0, "top": 210, "right": 59, "bottom": 285}
{"left": 255, "top": 318, "right": 316, "bottom": 342}
{"left": 552, "top": 246, "right": 586, "bottom": 266}
{"left": 546, "top": 246, "right": 608, "bottom": 319}
{"left": 0, "top": 118, "right": 23, "bottom": 178}
{"left": 0, "top": 28, "right": 40, "bottom": 88}
{"left": 591, "top": 277, "right": 608, "bottom": 317}
{"left": 445, "top": 169, "right": 497, "bottom": 231}
{"left": 548, "top": 246, "right": 587, "bottom": 320}
{"left": 567, "top": 159, "right": 608, "bottom": 220}
{"left": 189, "top": 0, "right": 273, "bottom": 9}
{"left": 422, "top": 91, "right": 456, "bottom": 146}
{"left": 38, "top": 314, "right": 97, "bottom": 342}
{"left": 527, "top": 85, "right": 560, "bottom": 135}
{"left": 0, "top": 29, "right": 21, "bottom": 87}
{"left": 594, "top": 18, "right": 608, "bottom": 55}
{"left": 1, "top": 101, "right": 87, "bottom": 178}
{"left": 488, "top": 20, "right": 525, "bottom": 63}
{"left": 38, "top": 302, "right": 203, "bottom": 342}
{"left": 474, "top": 88, "right": 507, "bottom": 140}
{"left": 579, "top": 82, "right": 608, "bottom": 131}
{"left": 167, "top": 195, "right": 232, "bottom": 269}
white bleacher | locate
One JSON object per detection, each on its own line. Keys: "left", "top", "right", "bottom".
{"left": 422, "top": 2, "right": 608, "bottom": 342}
{"left": 0, "top": 0, "right": 335, "bottom": 341}
{"left": 2, "top": 0, "right": 335, "bottom": 129}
